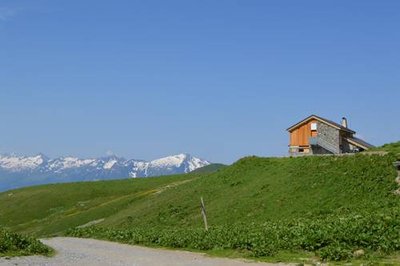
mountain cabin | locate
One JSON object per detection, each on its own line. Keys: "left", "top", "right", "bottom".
{"left": 287, "top": 115, "right": 374, "bottom": 156}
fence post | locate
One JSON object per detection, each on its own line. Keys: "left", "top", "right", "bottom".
{"left": 200, "top": 197, "right": 208, "bottom": 231}
{"left": 394, "top": 161, "right": 400, "bottom": 172}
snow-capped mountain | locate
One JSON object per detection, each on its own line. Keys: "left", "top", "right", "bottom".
{"left": 0, "top": 153, "right": 210, "bottom": 191}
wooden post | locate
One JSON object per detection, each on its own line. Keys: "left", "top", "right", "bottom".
{"left": 394, "top": 161, "right": 400, "bottom": 171}
{"left": 200, "top": 197, "right": 208, "bottom": 231}
{"left": 394, "top": 161, "right": 400, "bottom": 184}
{"left": 393, "top": 161, "right": 400, "bottom": 195}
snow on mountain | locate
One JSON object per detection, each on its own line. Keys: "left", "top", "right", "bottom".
{"left": 143, "top": 154, "right": 210, "bottom": 177}
{"left": 150, "top": 154, "right": 190, "bottom": 169}
{"left": 0, "top": 153, "right": 211, "bottom": 191}
{"left": 0, "top": 154, "right": 47, "bottom": 171}
{"left": 47, "top": 157, "right": 97, "bottom": 172}
{"left": 103, "top": 159, "right": 117, "bottom": 170}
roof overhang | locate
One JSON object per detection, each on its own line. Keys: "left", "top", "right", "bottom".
{"left": 345, "top": 137, "right": 375, "bottom": 150}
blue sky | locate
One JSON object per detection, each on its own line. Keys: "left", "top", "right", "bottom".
{"left": 0, "top": 1, "right": 399, "bottom": 163}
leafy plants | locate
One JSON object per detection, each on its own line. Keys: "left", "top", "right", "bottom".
{"left": 0, "top": 228, "right": 52, "bottom": 257}
{"left": 67, "top": 210, "right": 400, "bottom": 262}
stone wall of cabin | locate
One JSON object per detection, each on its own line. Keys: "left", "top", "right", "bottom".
{"left": 315, "top": 122, "right": 340, "bottom": 154}
{"left": 310, "top": 145, "right": 333, "bottom": 155}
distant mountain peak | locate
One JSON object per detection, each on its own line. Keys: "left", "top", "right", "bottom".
{"left": 0, "top": 153, "right": 211, "bottom": 191}
{"left": 143, "top": 153, "right": 210, "bottom": 177}
{"left": 0, "top": 153, "right": 47, "bottom": 171}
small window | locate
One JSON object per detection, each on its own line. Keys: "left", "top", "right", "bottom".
{"left": 311, "top": 123, "right": 317, "bottom": 131}
{"left": 299, "top": 148, "right": 304, "bottom": 153}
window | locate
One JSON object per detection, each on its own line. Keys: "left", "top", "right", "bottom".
{"left": 311, "top": 123, "right": 317, "bottom": 131}
{"left": 299, "top": 148, "right": 304, "bottom": 153}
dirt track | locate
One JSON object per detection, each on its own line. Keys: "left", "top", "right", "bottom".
{"left": 0, "top": 237, "right": 291, "bottom": 266}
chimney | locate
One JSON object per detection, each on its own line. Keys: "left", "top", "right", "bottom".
{"left": 341, "top": 117, "right": 348, "bottom": 128}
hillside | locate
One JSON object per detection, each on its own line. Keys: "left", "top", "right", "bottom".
{"left": 1, "top": 153, "right": 399, "bottom": 262}
{"left": 3, "top": 154, "right": 396, "bottom": 232}
{"left": 372, "top": 141, "right": 400, "bottom": 156}
{"left": 190, "top": 163, "right": 227, "bottom": 174}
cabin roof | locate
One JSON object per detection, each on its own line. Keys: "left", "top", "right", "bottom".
{"left": 286, "top": 114, "right": 356, "bottom": 134}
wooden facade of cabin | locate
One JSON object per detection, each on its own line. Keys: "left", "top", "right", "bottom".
{"left": 289, "top": 119, "right": 318, "bottom": 154}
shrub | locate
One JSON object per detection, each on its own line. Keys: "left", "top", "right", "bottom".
{"left": 0, "top": 228, "right": 52, "bottom": 257}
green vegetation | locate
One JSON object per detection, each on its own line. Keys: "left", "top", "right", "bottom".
{"left": 0, "top": 228, "right": 52, "bottom": 257}
{"left": 68, "top": 211, "right": 400, "bottom": 262}
{"left": 0, "top": 175, "right": 192, "bottom": 236}
{"left": 1, "top": 153, "right": 399, "bottom": 262}
{"left": 373, "top": 141, "right": 400, "bottom": 157}
{"left": 190, "top": 163, "right": 227, "bottom": 174}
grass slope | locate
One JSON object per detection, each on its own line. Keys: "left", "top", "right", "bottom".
{"left": 190, "top": 163, "right": 227, "bottom": 174}
{"left": 373, "top": 141, "right": 400, "bottom": 156}
{"left": 100, "top": 154, "right": 397, "bottom": 229}
{"left": 0, "top": 174, "right": 193, "bottom": 236}
{"left": 0, "top": 153, "right": 399, "bottom": 262}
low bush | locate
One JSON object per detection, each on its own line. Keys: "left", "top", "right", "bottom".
{"left": 0, "top": 228, "right": 52, "bottom": 257}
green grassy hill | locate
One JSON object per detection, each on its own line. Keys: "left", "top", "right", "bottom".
{"left": 0, "top": 175, "right": 191, "bottom": 236}
{"left": 3, "top": 154, "right": 397, "bottom": 235}
{"left": 190, "top": 163, "right": 227, "bottom": 174}
{"left": 372, "top": 141, "right": 400, "bottom": 156}
{"left": 1, "top": 153, "right": 399, "bottom": 262}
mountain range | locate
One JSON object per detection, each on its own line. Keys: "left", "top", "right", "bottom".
{"left": 0, "top": 153, "right": 210, "bottom": 192}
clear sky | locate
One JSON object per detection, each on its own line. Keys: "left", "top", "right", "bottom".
{"left": 0, "top": 1, "right": 399, "bottom": 164}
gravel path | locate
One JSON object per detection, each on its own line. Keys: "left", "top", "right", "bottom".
{"left": 0, "top": 237, "right": 291, "bottom": 266}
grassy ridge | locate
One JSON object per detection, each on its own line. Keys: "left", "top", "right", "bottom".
{"left": 372, "top": 141, "right": 400, "bottom": 156}
{"left": 190, "top": 163, "right": 227, "bottom": 174}
{"left": 1, "top": 153, "right": 399, "bottom": 261}
{"left": 109, "top": 154, "right": 397, "bottom": 229}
